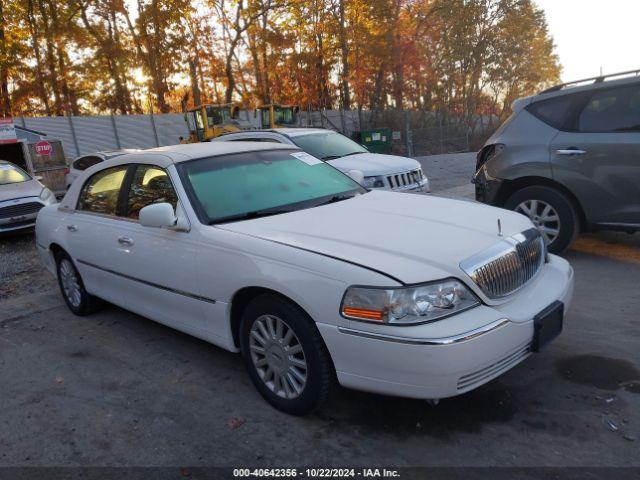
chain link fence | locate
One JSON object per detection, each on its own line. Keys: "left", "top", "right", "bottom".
{"left": 13, "top": 109, "right": 499, "bottom": 160}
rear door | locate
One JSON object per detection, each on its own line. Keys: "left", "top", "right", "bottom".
{"left": 550, "top": 83, "right": 640, "bottom": 226}
{"left": 65, "top": 164, "right": 129, "bottom": 306}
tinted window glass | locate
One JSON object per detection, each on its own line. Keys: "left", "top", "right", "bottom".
{"left": 578, "top": 85, "right": 640, "bottom": 132}
{"left": 292, "top": 132, "right": 367, "bottom": 160}
{"left": 0, "top": 164, "right": 31, "bottom": 185}
{"left": 126, "top": 165, "right": 178, "bottom": 219}
{"left": 180, "top": 149, "right": 364, "bottom": 224}
{"left": 78, "top": 166, "right": 128, "bottom": 215}
{"left": 527, "top": 95, "right": 574, "bottom": 129}
{"left": 73, "top": 156, "right": 102, "bottom": 171}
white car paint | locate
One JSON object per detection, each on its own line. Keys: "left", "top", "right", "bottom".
{"left": 213, "top": 128, "right": 429, "bottom": 192}
{"left": 36, "top": 142, "right": 573, "bottom": 404}
{"left": 0, "top": 161, "right": 57, "bottom": 233}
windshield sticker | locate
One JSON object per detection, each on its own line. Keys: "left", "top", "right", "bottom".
{"left": 290, "top": 151, "right": 322, "bottom": 166}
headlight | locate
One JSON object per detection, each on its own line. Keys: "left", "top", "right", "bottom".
{"left": 39, "top": 187, "right": 54, "bottom": 202}
{"left": 362, "top": 176, "right": 386, "bottom": 188}
{"left": 341, "top": 279, "right": 480, "bottom": 325}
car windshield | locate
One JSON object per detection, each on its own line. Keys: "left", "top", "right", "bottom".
{"left": 179, "top": 149, "right": 366, "bottom": 224}
{"left": 292, "top": 132, "right": 368, "bottom": 160}
{"left": 0, "top": 164, "right": 31, "bottom": 185}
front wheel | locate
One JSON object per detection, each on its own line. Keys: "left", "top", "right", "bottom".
{"left": 239, "top": 294, "right": 333, "bottom": 415}
{"left": 505, "top": 185, "right": 579, "bottom": 253}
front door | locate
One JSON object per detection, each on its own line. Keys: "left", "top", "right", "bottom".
{"left": 551, "top": 83, "right": 640, "bottom": 227}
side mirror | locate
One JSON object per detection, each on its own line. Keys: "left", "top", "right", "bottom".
{"left": 347, "top": 169, "right": 365, "bottom": 184}
{"left": 139, "top": 203, "right": 177, "bottom": 229}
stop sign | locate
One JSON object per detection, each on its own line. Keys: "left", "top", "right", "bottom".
{"left": 35, "top": 140, "right": 53, "bottom": 156}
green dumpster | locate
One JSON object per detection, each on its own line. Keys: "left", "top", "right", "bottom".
{"left": 359, "top": 128, "right": 393, "bottom": 154}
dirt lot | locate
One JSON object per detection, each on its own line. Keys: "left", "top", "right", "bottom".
{"left": 1, "top": 155, "right": 639, "bottom": 470}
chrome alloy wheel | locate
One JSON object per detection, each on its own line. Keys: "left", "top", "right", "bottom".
{"left": 59, "top": 258, "right": 82, "bottom": 307}
{"left": 249, "top": 314, "right": 308, "bottom": 399}
{"left": 515, "top": 199, "right": 561, "bottom": 245}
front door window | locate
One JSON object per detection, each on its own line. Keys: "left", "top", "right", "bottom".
{"left": 126, "top": 165, "right": 178, "bottom": 220}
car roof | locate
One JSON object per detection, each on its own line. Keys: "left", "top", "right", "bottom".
{"left": 524, "top": 74, "right": 640, "bottom": 106}
{"left": 265, "top": 128, "right": 334, "bottom": 137}
{"left": 133, "top": 141, "right": 299, "bottom": 163}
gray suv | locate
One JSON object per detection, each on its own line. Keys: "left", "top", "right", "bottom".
{"left": 474, "top": 70, "right": 640, "bottom": 253}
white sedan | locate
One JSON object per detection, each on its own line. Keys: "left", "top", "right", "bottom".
{"left": 0, "top": 161, "right": 57, "bottom": 233}
{"left": 36, "top": 142, "right": 573, "bottom": 415}
{"left": 214, "top": 128, "right": 429, "bottom": 192}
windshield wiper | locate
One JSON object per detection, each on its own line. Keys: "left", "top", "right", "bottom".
{"left": 321, "top": 152, "right": 366, "bottom": 160}
{"left": 314, "top": 194, "right": 356, "bottom": 206}
{"left": 210, "top": 208, "right": 293, "bottom": 225}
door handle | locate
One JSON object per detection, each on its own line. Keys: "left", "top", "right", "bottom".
{"left": 117, "top": 236, "right": 134, "bottom": 246}
{"left": 67, "top": 224, "right": 78, "bottom": 232}
{"left": 556, "top": 148, "right": 586, "bottom": 156}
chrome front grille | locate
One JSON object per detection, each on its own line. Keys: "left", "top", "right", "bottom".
{"left": 0, "top": 202, "right": 44, "bottom": 219}
{"left": 387, "top": 169, "right": 423, "bottom": 189}
{"left": 460, "top": 228, "right": 546, "bottom": 299}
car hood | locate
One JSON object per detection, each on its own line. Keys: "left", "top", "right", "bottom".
{"left": 0, "top": 179, "right": 42, "bottom": 203}
{"left": 218, "top": 190, "right": 533, "bottom": 284}
{"left": 327, "top": 153, "right": 420, "bottom": 176}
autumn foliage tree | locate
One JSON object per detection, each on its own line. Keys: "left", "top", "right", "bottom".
{"left": 0, "top": 0, "right": 560, "bottom": 121}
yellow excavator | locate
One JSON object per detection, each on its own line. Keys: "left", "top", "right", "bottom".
{"left": 183, "top": 103, "right": 242, "bottom": 142}
{"left": 255, "top": 104, "right": 300, "bottom": 129}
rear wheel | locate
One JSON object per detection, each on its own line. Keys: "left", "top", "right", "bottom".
{"left": 239, "top": 294, "right": 332, "bottom": 415}
{"left": 55, "top": 252, "right": 102, "bottom": 315}
{"left": 505, "top": 185, "right": 579, "bottom": 253}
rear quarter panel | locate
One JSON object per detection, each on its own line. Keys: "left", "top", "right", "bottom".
{"left": 484, "top": 110, "right": 558, "bottom": 180}
{"left": 35, "top": 205, "right": 69, "bottom": 274}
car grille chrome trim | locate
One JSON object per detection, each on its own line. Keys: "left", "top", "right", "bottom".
{"left": 460, "top": 228, "right": 546, "bottom": 299}
{"left": 386, "top": 169, "right": 423, "bottom": 189}
{"left": 0, "top": 201, "right": 44, "bottom": 219}
{"left": 457, "top": 344, "right": 530, "bottom": 391}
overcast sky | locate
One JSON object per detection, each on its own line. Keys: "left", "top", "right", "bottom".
{"left": 535, "top": 0, "right": 640, "bottom": 82}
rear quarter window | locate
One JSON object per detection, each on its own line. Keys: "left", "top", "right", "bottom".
{"left": 526, "top": 95, "right": 575, "bottom": 130}
{"left": 73, "top": 156, "right": 103, "bottom": 171}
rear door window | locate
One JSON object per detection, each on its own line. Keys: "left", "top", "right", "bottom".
{"left": 77, "top": 165, "right": 128, "bottom": 216}
{"left": 577, "top": 84, "right": 640, "bottom": 132}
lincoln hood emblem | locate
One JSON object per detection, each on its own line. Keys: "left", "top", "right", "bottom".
{"left": 497, "top": 218, "right": 503, "bottom": 237}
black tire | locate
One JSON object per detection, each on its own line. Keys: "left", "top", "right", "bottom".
{"left": 239, "top": 294, "right": 332, "bottom": 415}
{"left": 504, "top": 185, "right": 579, "bottom": 254}
{"left": 55, "top": 251, "right": 102, "bottom": 316}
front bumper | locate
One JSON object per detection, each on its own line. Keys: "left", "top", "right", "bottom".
{"left": 0, "top": 197, "right": 46, "bottom": 233}
{"left": 318, "top": 255, "right": 574, "bottom": 400}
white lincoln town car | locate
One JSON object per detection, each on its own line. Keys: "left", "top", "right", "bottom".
{"left": 36, "top": 142, "right": 574, "bottom": 415}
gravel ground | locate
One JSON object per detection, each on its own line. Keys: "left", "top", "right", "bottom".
{"left": 0, "top": 232, "right": 56, "bottom": 301}
{"left": 415, "top": 152, "right": 477, "bottom": 192}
